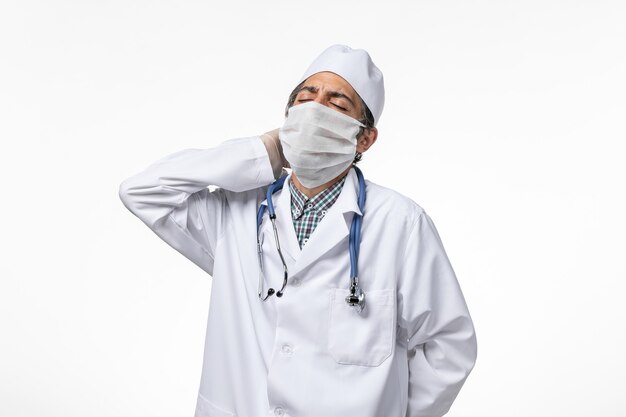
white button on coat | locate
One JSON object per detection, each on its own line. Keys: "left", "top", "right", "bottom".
{"left": 119, "top": 136, "right": 477, "bottom": 417}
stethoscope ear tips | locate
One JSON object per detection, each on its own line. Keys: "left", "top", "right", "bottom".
{"left": 276, "top": 291, "right": 284, "bottom": 297}
{"left": 267, "top": 288, "right": 275, "bottom": 296}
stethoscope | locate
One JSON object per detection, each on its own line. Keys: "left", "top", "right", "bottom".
{"left": 256, "top": 165, "right": 367, "bottom": 313}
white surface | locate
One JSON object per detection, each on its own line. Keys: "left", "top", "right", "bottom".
{"left": 1, "top": 0, "right": 624, "bottom": 416}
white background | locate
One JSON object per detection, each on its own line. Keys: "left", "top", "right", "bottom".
{"left": 1, "top": 0, "right": 625, "bottom": 416}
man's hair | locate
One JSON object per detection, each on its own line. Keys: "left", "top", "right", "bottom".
{"left": 284, "top": 80, "right": 375, "bottom": 163}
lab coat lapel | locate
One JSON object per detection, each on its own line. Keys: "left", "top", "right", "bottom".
{"left": 290, "top": 169, "right": 362, "bottom": 278}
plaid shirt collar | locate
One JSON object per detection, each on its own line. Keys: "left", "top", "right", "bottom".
{"left": 289, "top": 175, "right": 347, "bottom": 221}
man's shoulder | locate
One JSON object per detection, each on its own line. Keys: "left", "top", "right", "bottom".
{"left": 364, "top": 179, "right": 426, "bottom": 221}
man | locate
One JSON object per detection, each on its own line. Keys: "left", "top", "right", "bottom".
{"left": 119, "top": 44, "right": 477, "bottom": 417}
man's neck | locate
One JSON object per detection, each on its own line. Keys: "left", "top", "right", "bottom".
{"left": 291, "top": 166, "right": 352, "bottom": 198}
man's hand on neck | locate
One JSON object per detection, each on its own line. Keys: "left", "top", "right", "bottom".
{"left": 291, "top": 165, "right": 352, "bottom": 199}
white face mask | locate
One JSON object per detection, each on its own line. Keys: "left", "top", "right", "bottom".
{"left": 279, "top": 101, "right": 365, "bottom": 188}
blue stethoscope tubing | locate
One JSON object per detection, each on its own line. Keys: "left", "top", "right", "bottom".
{"left": 256, "top": 174, "right": 289, "bottom": 300}
{"left": 256, "top": 165, "right": 367, "bottom": 312}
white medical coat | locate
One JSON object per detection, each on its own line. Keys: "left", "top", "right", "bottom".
{"left": 118, "top": 136, "right": 477, "bottom": 417}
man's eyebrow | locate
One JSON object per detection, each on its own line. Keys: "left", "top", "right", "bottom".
{"left": 298, "top": 85, "right": 319, "bottom": 94}
{"left": 298, "top": 85, "right": 356, "bottom": 108}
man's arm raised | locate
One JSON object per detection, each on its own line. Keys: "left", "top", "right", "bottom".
{"left": 118, "top": 136, "right": 278, "bottom": 275}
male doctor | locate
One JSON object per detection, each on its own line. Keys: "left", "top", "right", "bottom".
{"left": 119, "top": 45, "right": 477, "bottom": 417}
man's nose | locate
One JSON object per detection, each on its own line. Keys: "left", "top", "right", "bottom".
{"left": 313, "top": 96, "right": 330, "bottom": 108}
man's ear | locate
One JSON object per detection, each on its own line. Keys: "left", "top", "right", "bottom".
{"left": 356, "top": 127, "right": 378, "bottom": 154}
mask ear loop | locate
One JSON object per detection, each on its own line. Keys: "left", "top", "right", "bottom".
{"left": 354, "top": 120, "right": 369, "bottom": 163}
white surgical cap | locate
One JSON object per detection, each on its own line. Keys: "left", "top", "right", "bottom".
{"left": 298, "top": 44, "right": 385, "bottom": 126}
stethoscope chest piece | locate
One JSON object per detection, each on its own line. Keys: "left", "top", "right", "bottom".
{"left": 345, "top": 277, "right": 365, "bottom": 313}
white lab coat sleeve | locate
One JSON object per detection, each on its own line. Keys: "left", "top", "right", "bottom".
{"left": 399, "top": 211, "right": 477, "bottom": 417}
{"left": 118, "top": 136, "right": 276, "bottom": 275}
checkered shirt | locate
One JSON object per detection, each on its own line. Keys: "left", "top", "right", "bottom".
{"left": 289, "top": 175, "right": 347, "bottom": 249}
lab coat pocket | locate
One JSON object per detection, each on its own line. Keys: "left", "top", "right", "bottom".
{"left": 195, "top": 392, "right": 235, "bottom": 417}
{"left": 327, "top": 288, "right": 395, "bottom": 366}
